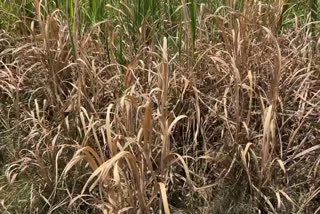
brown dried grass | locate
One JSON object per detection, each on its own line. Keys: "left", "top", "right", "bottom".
{"left": 0, "top": 1, "right": 319, "bottom": 213}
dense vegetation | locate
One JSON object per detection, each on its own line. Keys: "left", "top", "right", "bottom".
{"left": 0, "top": 0, "right": 319, "bottom": 213}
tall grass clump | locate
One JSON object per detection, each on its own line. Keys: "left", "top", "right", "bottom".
{"left": 0, "top": 0, "right": 319, "bottom": 213}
